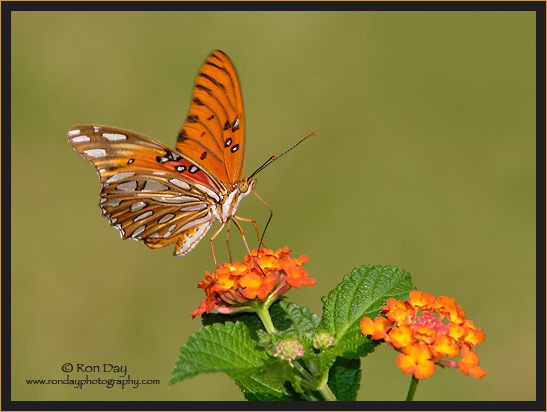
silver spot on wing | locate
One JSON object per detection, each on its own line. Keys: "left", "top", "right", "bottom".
{"left": 84, "top": 149, "right": 107, "bottom": 158}
{"left": 169, "top": 178, "right": 191, "bottom": 190}
{"left": 143, "top": 181, "right": 169, "bottom": 192}
{"left": 113, "top": 224, "right": 125, "bottom": 238}
{"left": 134, "top": 210, "right": 153, "bottom": 222}
{"left": 158, "top": 213, "right": 175, "bottom": 224}
{"left": 178, "top": 215, "right": 212, "bottom": 233}
{"left": 180, "top": 204, "right": 207, "bottom": 212}
{"left": 102, "top": 132, "right": 127, "bottom": 141}
{"left": 195, "top": 184, "right": 220, "bottom": 202}
{"left": 71, "top": 135, "right": 90, "bottom": 143}
{"left": 151, "top": 195, "right": 199, "bottom": 204}
{"left": 130, "top": 201, "right": 147, "bottom": 212}
{"left": 117, "top": 181, "right": 138, "bottom": 191}
{"left": 132, "top": 225, "right": 146, "bottom": 239}
{"left": 102, "top": 198, "right": 122, "bottom": 207}
{"left": 106, "top": 172, "right": 136, "bottom": 183}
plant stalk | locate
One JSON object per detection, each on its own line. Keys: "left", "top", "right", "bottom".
{"left": 316, "top": 371, "right": 337, "bottom": 401}
{"left": 405, "top": 375, "right": 419, "bottom": 401}
{"left": 255, "top": 304, "right": 277, "bottom": 334}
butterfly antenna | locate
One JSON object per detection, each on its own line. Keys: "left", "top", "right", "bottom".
{"left": 248, "top": 132, "right": 317, "bottom": 179}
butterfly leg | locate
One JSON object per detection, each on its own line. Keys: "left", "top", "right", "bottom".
{"left": 225, "top": 219, "right": 233, "bottom": 264}
{"left": 252, "top": 191, "right": 274, "bottom": 249}
{"left": 231, "top": 218, "right": 266, "bottom": 275}
{"left": 209, "top": 222, "right": 226, "bottom": 268}
{"left": 233, "top": 216, "right": 267, "bottom": 249}
{"left": 231, "top": 218, "right": 252, "bottom": 256}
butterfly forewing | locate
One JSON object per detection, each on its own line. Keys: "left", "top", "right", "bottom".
{"left": 177, "top": 50, "right": 246, "bottom": 185}
{"left": 68, "top": 125, "right": 220, "bottom": 252}
{"left": 69, "top": 50, "right": 251, "bottom": 259}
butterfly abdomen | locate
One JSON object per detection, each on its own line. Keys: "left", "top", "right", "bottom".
{"left": 173, "top": 222, "right": 214, "bottom": 257}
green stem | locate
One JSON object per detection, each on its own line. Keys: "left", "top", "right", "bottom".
{"left": 292, "top": 360, "right": 315, "bottom": 382}
{"left": 405, "top": 375, "right": 419, "bottom": 401}
{"left": 253, "top": 301, "right": 337, "bottom": 401}
{"left": 316, "top": 371, "right": 337, "bottom": 401}
{"left": 292, "top": 362, "right": 336, "bottom": 401}
{"left": 255, "top": 304, "right": 277, "bottom": 334}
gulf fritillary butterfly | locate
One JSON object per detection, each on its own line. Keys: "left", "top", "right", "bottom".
{"left": 68, "top": 50, "right": 260, "bottom": 263}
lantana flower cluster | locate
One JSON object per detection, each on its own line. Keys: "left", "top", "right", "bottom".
{"left": 273, "top": 339, "right": 306, "bottom": 363}
{"left": 191, "top": 247, "right": 316, "bottom": 317}
{"left": 360, "top": 291, "right": 485, "bottom": 380}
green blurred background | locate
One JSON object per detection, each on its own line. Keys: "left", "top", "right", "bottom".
{"left": 11, "top": 11, "right": 536, "bottom": 401}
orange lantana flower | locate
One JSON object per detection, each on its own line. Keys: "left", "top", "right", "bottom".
{"left": 360, "top": 291, "right": 485, "bottom": 380}
{"left": 360, "top": 317, "right": 393, "bottom": 340}
{"left": 191, "top": 247, "right": 316, "bottom": 317}
{"left": 397, "top": 343, "right": 436, "bottom": 380}
{"left": 458, "top": 343, "right": 487, "bottom": 379}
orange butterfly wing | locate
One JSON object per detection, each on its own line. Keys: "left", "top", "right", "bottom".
{"left": 68, "top": 50, "right": 248, "bottom": 258}
{"left": 176, "top": 50, "right": 245, "bottom": 185}
{"left": 68, "top": 125, "right": 222, "bottom": 256}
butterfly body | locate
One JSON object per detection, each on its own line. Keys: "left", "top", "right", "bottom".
{"left": 69, "top": 50, "right": 254, "bottom": 258}
{"left": 211, "top": 180, "right": 255, "bottom": 223}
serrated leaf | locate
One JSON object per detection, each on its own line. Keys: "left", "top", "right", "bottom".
{"left": 258, "top": 359, "right": 308, "bottom": 395}
{"left": 320, "top": 265, "right": 415, "bottom": 358}
{"left": 275, "top": 300, "right": 321, "bottom": 338}
{"left": 327, "top": 357, "right": 361, "bottom": 401}
{"left": 334, "top": 325, "right": 380, "bottom": 358}
{"left": 202, "top": 300, "right": 320, "bottom": 342}
{"left": 235, "top": 375, "right": 303, "bottom": 401}
{"left": 268, "top": 298, "right": 294, "bottom": 332}
{"left": 303, "top": 350, "right": 337, "bottom": 376}
{"left": 170, "top": 321, "right": 268, "bottom": 385}
{"left": 202, "top": 310, "right": 265, "bottom": 341}
{"left": 200, "top": 299, "right": 294, "bottom": 341}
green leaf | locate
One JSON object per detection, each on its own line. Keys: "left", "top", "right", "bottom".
{"left": 202, "top": 310, "right": 265, "bottom": 341}
{"left": 303, "top": 349, "right": 337, "bottom": 376}
{"left": 319, "top": 265, "right": 415, "bottom": 358}
{"left": 275, "top": 300, "right": 321, "bottom": 338}
{"left": 333, "top": 324, "right": 379, "bottom": 358}
{"left": 170, "top": 321, "right": 268, "bottom": 385}
{"left": 202, "top": 299, "right": 320, "bottom": 342}
{"left": 235, "top": 375, "right": 303, "bottom": 401}
{"left": 327, "top": 357, "right": 361, "bottom": 401}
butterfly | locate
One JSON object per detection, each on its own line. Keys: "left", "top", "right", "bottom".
{"left": 68, "top": 50, "right": 262, "bottom": 264}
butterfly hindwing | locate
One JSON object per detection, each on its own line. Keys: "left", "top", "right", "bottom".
{"left": 69, "top": 50, "right": 251, "bottom": 259}
{"left": 177, "top": 50, "right": 246, "bottom": 185}
{"left": 68, "top": 125, "right": 221, "bottom": 253}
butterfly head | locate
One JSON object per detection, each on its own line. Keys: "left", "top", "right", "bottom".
{"left": 238, "top": 178, "right": 256, "bottom": 196}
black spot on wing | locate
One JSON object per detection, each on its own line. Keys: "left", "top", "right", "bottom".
{"left": 178, "top": 128, "right": 189, "bottom": 143}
